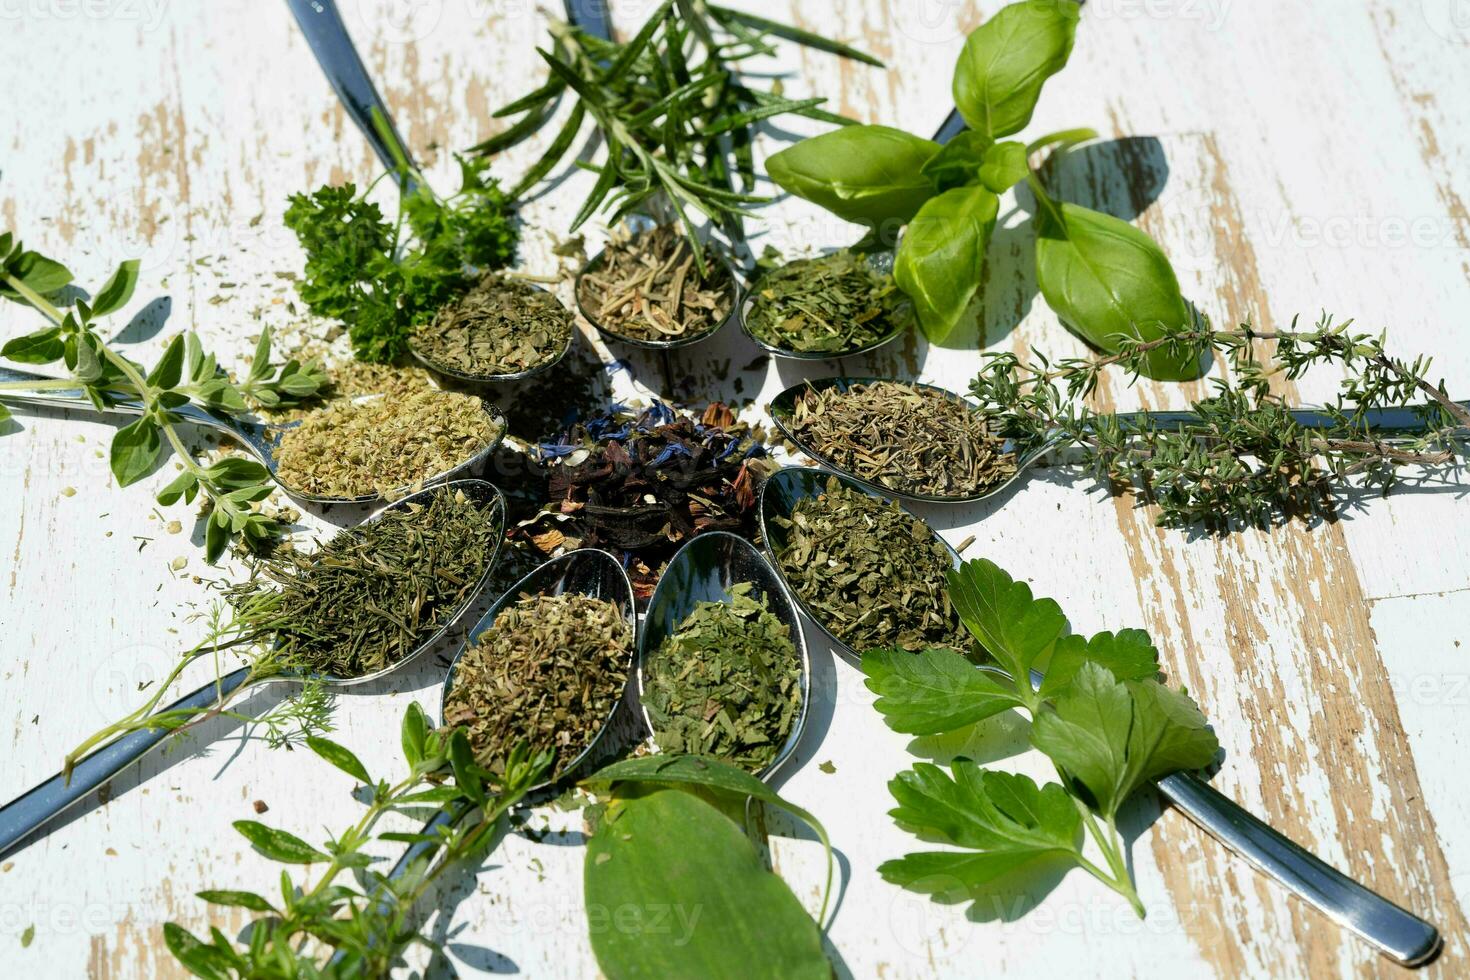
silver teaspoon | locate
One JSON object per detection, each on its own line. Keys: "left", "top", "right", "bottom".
{"left": 0, "top": 364, "right": 507, "bottom": 506}
{"left": 0, "top": 479, "right": 507, "bottom": 860}
{"left": 759, "top": 464, "right": 1440, "bottom": 966}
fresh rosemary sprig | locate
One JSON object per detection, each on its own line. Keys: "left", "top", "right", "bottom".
{"left": 968, "top": 313, "right": 1470, "bottom": 528}
{"left": 165, "top": 702, "right": 552, "bottom": 978}
{"left": 475, "top": 0, "right": 879, "bottom": 266}
{"left": 0, "top": 234, "right": 330, "bottom": 560}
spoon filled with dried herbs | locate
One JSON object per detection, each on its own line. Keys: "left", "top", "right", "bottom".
{"left": 410, "top": 273, "right": 574, "bottom": 383}
{"left": 768, "top": 377, "right": 1019, "bottom": 503}
{"left": 0, "top": 481, "right": 506, "bottom": 859}
{"left": 758, "top": 467, "right": 970, "bottom": 661}
{"left": 637, "top": 531, "right": 809, "bottom": 778}
{"left": 739, "top": 249, "right": 914, "bottom": 359}
{"left": 576, "top": 223, "right": 738, "bottom": 350}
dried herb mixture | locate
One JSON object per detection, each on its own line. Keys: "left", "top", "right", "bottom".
{"left": 414, "top": 273, "right": 572, "bottom": 377}
{"left": 745, "top": 250, "right": 912, "bottom": 354}
{"left": 577, "top": 224, "right": 734, "bottom": 342}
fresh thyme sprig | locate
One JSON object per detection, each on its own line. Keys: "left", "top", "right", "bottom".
{"left": 475, "top": 0, "right": 878, "bottom": 266}
{"left": 0, "top": 234, "right": 330, "bottom": 560}
{"left": 969, "top": 313, "right": 1470, "bottom": 528}
{"left": 165, "top": 703, "right": 552, "bottom": 978}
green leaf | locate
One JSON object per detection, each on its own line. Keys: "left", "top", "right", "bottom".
{"left": 204, "top": 510, "right": 229, "bottom": 563}
{"left": 9, "top": 251, "right": 73, "bottom": 297}
{"left": 862, "top": 647, "right": 1022, "bottom": 735}
{"left": 707, "top": 4, "right": 883, "bottom": 66}
{"left": 953, "top": 0, "right": 1079, "bottom": 139}
{"left": 1033, "top": 199, "right": 1203, "bottom": 380}
{"left": 71, "top": 335, "right": 104, "bottom": 383}
{"left": 195, "top": 889, "right": 276, "bottom": 913}
{"left": 91, "top": 259, "right": 140, "bottom": 317}
{"left": 1039, "top": 629, "right": 1160, "bottom": 700}
{"left": 0, "top": 402, "right": 10, "bottom": 424}
{"left": 306, "top": 735, "right": 372, "bottom": 785}
{"left": 449, "top": 728, "right": 485, "bottom": 805}
{"left": 947, "top": 558, "right": 1067, "bottom": 683}
{"left": 156, "top": 469, "right": 199, "bottom": 506}
{"left": 585, "top": 789, "right": 829, "bottom": 980}
{"left": 918, "top": 131, "right": 991, "bottom": 191}
{"left": 109, "top": 418, "right": 163, "bottom": 487}
{"left": 1030, "top": 662, "right": 1219, "bottom": 818}
{"left": 402, "top": 701, "right": 429, "bottom": 767}
{"left": 146, "top": 334, "right": 185, "bottom": 390}
{"left": 977, "top": 140, "right": 1030, "bottom": 193}
{"left": 767, "top": 124, "right": 941, "bottom": 224}
{"left": 894, "top": 184, "right": 997, "bottom": 342}
{"left": 232, "top": 820, "right": 330, "bottom": 864}
{"left": 1, "top": 325, "right": 65, "bottom": 364}
{"left": 162, "top": 922, "right": 234, "bottom": 980}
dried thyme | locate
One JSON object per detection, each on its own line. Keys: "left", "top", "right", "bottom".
{"left": 578, "top": 224, "right": 734, "bottom": 342}
{"left": 745, "top": 250, "right": 913, "bottom": 354}
{"left": 413, "top": 273, "right": 572, "bottom": 376}
{"left": 788, "top": 380, "right": 1016, "bottom": 496}
{"left": 275, "top": 389, "right": 501, "bottom": 498}
{"left": 773, "top": 476, "right": 967, "bottom": 654}
{"left": 443, "top": 593, "right": 631, "bottom": 775}
{"left": 643, "top": 583, "right": 801, "bottom": 772}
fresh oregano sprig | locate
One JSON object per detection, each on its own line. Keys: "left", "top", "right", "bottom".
{"left": 968, "top": 313, "right": 1470, "bottom": 528}
{"left": 862, "top": 557, "right": 1220, "bottom": 917}
{"left": 476, "top": 0, "right": 878, "bottom": 267}
{"left": 165, "top": 702, "right": 552, "bottom": 978}
{"left": 0, "top": 234, "right": 330, "bottom": 561}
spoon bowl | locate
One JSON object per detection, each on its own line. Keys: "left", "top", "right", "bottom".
{"left": 408, "top": 280, "right": 575, "bottom": 384}
{"left": 0, "top": 479, "right": 508, "bottom": 859}
{"left": 737, "top": 250, "right": 910, "bottom": 361}
{"left": 637, "top": 531, "right": 810, "bottom": 781}
{"left": 758, "top": 465, "right": 962, "bottom": 663}
{"left": 767, "top": 374, "right": 1045, "bottom": 505}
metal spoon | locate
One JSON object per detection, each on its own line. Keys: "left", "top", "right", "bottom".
{"left": 736, "top": 250, "right": 912, "bottom": 361}
{"left": 287, "top": 0, "right": 572, "bottom": 383}
{"left": 0, "top": 365, "right": 507, "bottom": 506}
{"left": 769, "top": 374, "right": 1470, "bottom": 506}
{"left": 637, "top": 531, "right": 810, "bottom": 781}
{"left": 758, "top": 464, "right": 1440, "bottom": 966}
{"left": 0, "top": 479, "right": 507, "bottom": 860}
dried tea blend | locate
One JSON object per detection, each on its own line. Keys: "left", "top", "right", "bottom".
{"left": 577, "top": 224, "right": 735, "bottom": 342}
{"left": 745, "top": 249, "right": 913, "bottom": 354}
{"left": 443, "top": 593, "right": 631, "bottom": 775}
{"left": 789, "top": 380, "right": 1017, "bottom": 496}
{"left": 414, "top": 273, "right": 572, "bottom": 376}
{"left": 515, "top": 402, "right": 775, "bottom": 600}
{"left": 227, "top": 487, "right": 501, "bottom": 678}
{"left": 643, "top": 583, "right": 801, "bottom": 772}
{"left": 773, "top": 476, "right": 967, "bottom": 654}
{"left": 275, "top": 388, "right": 502, "bottom": 498}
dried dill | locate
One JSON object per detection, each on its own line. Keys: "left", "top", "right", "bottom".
{"left": 789, "top": 380, "right": 1016, "bottom": 496}
{"left": 643, "top": 583, "right": 801, "bottom": 772}
{"left": 413, "top": 273, "right": 572, "bottom": 377}
{"left": 745, "top": 249, "right": 913, "bottom": 354}
{"left": 773, "top": 476, "right": 967, "bottom": 654}
{"left": 275, "top": 388, "right": 502, "bottom": 498}
{"left": 443, "top": 593, "right": 631, "bottom": 775}
{"left": 227, "top": 488, "right": 501, "bottom": 678}
{"left": 577, "top": 224, "right": 734, "bottom": 342}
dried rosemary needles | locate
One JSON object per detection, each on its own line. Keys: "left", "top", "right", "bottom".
{"left": 443, "top": 593, "right": 632, "bottom": 775}
{"left": 577, "top": 224, "right": 735, "bottom": 342}
{"left": 227, "top": 487, "right": 501, "bottom": 678}
{"left": 413, "top": 273, "right": 572, "bottom": 377}
{"left": 773, "top": 476, "right": 967, "bottom": 654}
{"left": 643, "top": 583, "right": 801, "bottom": 772}
{"left": 274, "top": 389, "right": 502, "bottom": 498}
{"left": 745, "top": 250, "right": 914, "bottom": 354}
{"left": 789, "top": 380, "right": 1017, "bottom": 496}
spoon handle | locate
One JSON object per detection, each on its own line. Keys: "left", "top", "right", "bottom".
{"left": 0, "top": 667, "right": 252, "bottom": 860}
{"left": 1156, "top": 770, "right": 1442, "bottom": 966}
{"left": 1111, "top": 402, "right": 1470, "bottom": 434}
{"left": 0, "top": 365, "right": 146, "bottom": 417}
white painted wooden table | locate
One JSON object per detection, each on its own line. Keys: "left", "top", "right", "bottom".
{"left": 2, "top": 1, "right": 1468, "bottom": 977}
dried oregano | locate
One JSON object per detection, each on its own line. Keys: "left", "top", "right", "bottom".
{"left": 414, "top": 273, "right": 572, "bottom": 376}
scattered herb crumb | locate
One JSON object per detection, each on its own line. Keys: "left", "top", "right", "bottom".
{"left": 818, "top": 760, "right": 836, "bottom": 774}
{"left": 20, "top": 924, "right": 34, "bottom": 948}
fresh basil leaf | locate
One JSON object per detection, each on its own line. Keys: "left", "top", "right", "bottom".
{"left": 862, "top": 647, "right": 1022, "bottom": 735}
{"left": 585, "top": 789, "right": 830, "bottom": 980}
{"left": 953, "top": 0, "right": 1079, "bottom": 139}
{"left": 1039, "top": 629, "right": 1160, "bottom": 699}
{"left": 947, "top": 558, "right": 1067, "bottom": 682}
{"left": 110, "top": 418, "right": 163, "bottom": 486}
{"left": 306, "top": 735, "right": 372, "bottom": 785}
{"left": 91, "top": 259, "right": 140, "bottom": 317}
{"left": 895, "top": 184, "right": 997, "bottom": 343}
{"left": 146, "top": 334, "right": 186, "bottom": 390}
{"left": 1033, "top": 199, "right": 1203, "bottom": 380}
{"left": 231, "top": 820, "right": 330, "bottom": 864}
{"left": 1031, "top": 662, "right": 1219, "bottom": 819}
{"left": 767, "top": 124, "right": 941, "bottom": 224}
{"left": 978, "top": 140, "right": 1030, "bottom": 193}
{"left": 919, "top": 131, "right": 991, "bottom": 191}
{"left": 0, "top": 325, "right": 65, "bottom": 364}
